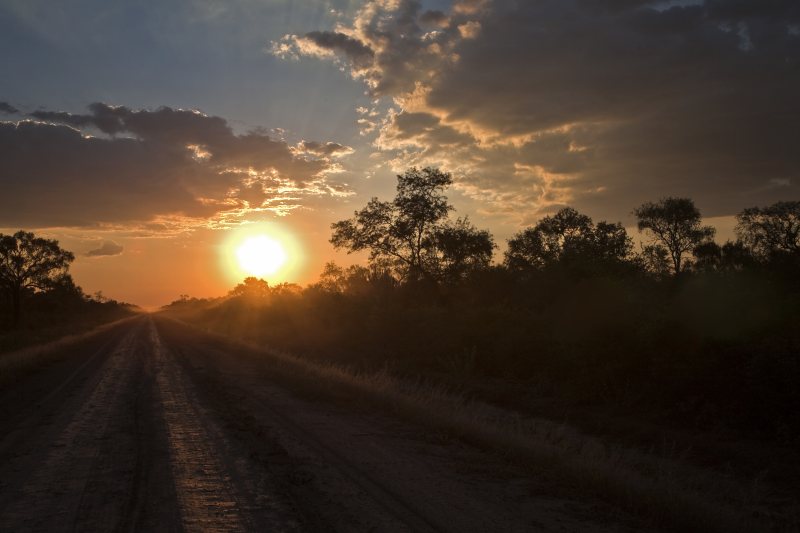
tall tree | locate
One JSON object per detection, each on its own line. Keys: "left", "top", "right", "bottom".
{"left": 633, "top": 197, "right": 715, "bottom": 275}
{"left": 0, "top": 231, "right": 75, "bottom": 326}
{"left": 504, "top": 207, "right": 632, "bottom": 273}
{"left": 330, "top": 167, "right": 494, "bottom": 282}
{"left": 736, "top": 201, "right": 800, "bottom": 260}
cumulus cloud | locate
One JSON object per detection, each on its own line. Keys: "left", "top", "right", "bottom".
{"left": 272, "top": 0, "right": 486, "bottom": 95}
{"left": 0, "top": 103, "right": 353, "bottom": 228}
{"left": 279, "top": 0, "right": 800, "bottom": 223}
{"left": 0, "top": 102, "right": 18, "bottom": 114}
{"left": 85, "top": 240, "right": 124, "bottom": 257}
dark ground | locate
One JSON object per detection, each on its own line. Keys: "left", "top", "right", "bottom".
{"left": 0, "top": 316, "right": 641, "bottom": 532}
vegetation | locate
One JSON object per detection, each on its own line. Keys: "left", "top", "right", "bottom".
{"left": 633, "top": 197, "right": 716, "bottom": 275}
{"left": 0, "top": 230, "right": 135, "bottom": 352}
{"left": 736, "top": 201, "right": 800, "bottom": 262}
{"left": 166, "top": 169, "right": 800, "bottom": 442}
{"left": 330, "top": 167, "right": 494, "bottom": 283}
{"left": 0, "top": 231, "right": 75, "bottom": 326}
{"left": 505, "top": 207, "right": 633, "bottom": 276}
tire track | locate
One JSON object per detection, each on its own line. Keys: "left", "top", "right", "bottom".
{"left": 70, "top": 326, "right": 182, "bottom": 532}
{"left": 149, "top": 320, "right": 251, "bottom": 532}
{"left": 0, "top": 323, "right": 131, "bottom": 460}
{"left": 236, "top": 389, "right": 443, "bottom": 533}
{"left": 0, "top": 326, "right": 140, "bottom": 532}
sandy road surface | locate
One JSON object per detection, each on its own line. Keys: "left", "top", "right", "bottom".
{"left": 0, "top": 317, "right": 633, "bottom": 532}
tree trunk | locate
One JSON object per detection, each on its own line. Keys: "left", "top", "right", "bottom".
{"left": 673, "top": 252, "right": 682, "bottom": 275}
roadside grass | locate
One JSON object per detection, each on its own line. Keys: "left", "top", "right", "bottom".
{"left": 159, "top": 314, "right": 777, "bottom": 533}
{"left": 0, "top": 315, "right": 141, "bottom": 383}
{"left": 0, "top": 309, "right": 137, "bottom": 355}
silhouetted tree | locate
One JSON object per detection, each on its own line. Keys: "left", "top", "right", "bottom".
{"left": 430, "top": 218, "right": 495, "bottom": 282}
{"left": 316, "top": 262, "right": 347, "bottom": 293}
{"left": 315, "top": 261, "right": 397, "bottom": 296}
{"left": 271, "top": 282, "right": 302, "bottom": 296}
{"left": 633, "top": 197, "right": 715, "bottom": 275}
{"left": 0, "top": 231, "right": 75, "bottom": 327}
{"left": 229, "top": 277, "right": 271, "bottom": 300}
{"left": 693, "top": 240, "right": 757, "bottom": 273}
{"left": 692, "top": 241, "right": 723, "bottom": 272}
{"left": 330, "top": 167, "right": 494, "bottom": 282}
{"left": 504, "top": 207, "right": 632, "bottom": 274}
{"left": 736, "top": 201, "right": 800, "bottom": 261}
{"left": 719, "top": 241, "right": 758, "bottom": 271}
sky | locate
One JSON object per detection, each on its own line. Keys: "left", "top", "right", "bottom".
{"left": 1, "top": 0, "right": 798, "bottom": 307}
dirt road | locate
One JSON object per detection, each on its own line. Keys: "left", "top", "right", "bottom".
{"left": 0, "top": 316, "right": 633, "bottom": 532}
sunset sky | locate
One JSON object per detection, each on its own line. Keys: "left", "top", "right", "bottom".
{"left": 1, "top": 0, "right": 798, "bottom": 307}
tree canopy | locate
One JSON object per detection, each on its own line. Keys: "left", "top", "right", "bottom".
{"left": 330, "top": 167, "right": 494, "bottom": 283}
{"left": 736, "top": 201, "right": 800, "bottom": 261}
{"left": 0, "top": 231, "right": 75, "bottom": 326}
{"left": 633, "top": 197, "right": 715, "bottom": 275}
{"left": 504, "top": 207, "right": 632, "bottom": 274}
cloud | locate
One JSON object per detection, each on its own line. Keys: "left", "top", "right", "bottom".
{"left": 299, "top": 31, "right": 375, "bottom": 69}
{"left": 272, "top": 0, "right": 485, "bottom": 95}
{"left": 419, "top": 10, "right": 449, "bottom": 28}
{"left": 0, "top": 103, "right": 352, "bottom": 228}
{"left": 0, "top": 102, "right": 18, "bottom": 114}
{"left": 280, "top": 0, "right": 800, "bottom": 223}
{"left": 294, "top": 140, "right": 355, "bottom": 158}
{"left": 85, "top": 240, "right": 124, "bottom": 257}
{"left": 375, "top": 110, "right": 586, "bottom": 222}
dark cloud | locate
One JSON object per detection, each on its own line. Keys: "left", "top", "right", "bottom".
{"left": 0, "top": 102, "right": 18, "bottom": 114}
{"left": 274, "top": 0, "right": 482, "bottom": 95}
{"left": 85, "top": 241, "right": 124, "bottom": 257}
{"left": 302, "top": 31, "right": 375, "bottom": 69}
{"left": 423, "top": 0, "right": 800, "bottom": 217}
{"left": 419, "top": 10, "right": 449, "bottom": 27}
{"left": 0, "top": 103, "right": 349, "bottom": 227}
{"left": 295, "top": 140, "right": 355, "bottom": 158}
{"left": 283, "top": 0, "right": 800, "bottom": 222}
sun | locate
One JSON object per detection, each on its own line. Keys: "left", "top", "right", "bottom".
{"left": 221, "top": 224, "right": 302, "bottom": 284}
{"left": 235, "top": 235, "right": 287, "bottom": 277}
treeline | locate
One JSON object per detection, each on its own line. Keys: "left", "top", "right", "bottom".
{"left": 0, "top": 231, "right": 135, "bottom": 349}
{"left": 168, "top": 168, "right": 800, "bottom": 439}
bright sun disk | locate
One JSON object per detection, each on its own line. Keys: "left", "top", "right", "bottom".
{"left": 236, "top": 235, "right": 287, "bottom": 277}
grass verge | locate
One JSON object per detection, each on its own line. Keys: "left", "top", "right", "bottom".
{"left": 0, "top": 314, "right": 141, "bottom": 382}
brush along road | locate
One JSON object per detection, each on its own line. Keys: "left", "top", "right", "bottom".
{"left": 0, "top": 316, "right": 635, "bottom": 532}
